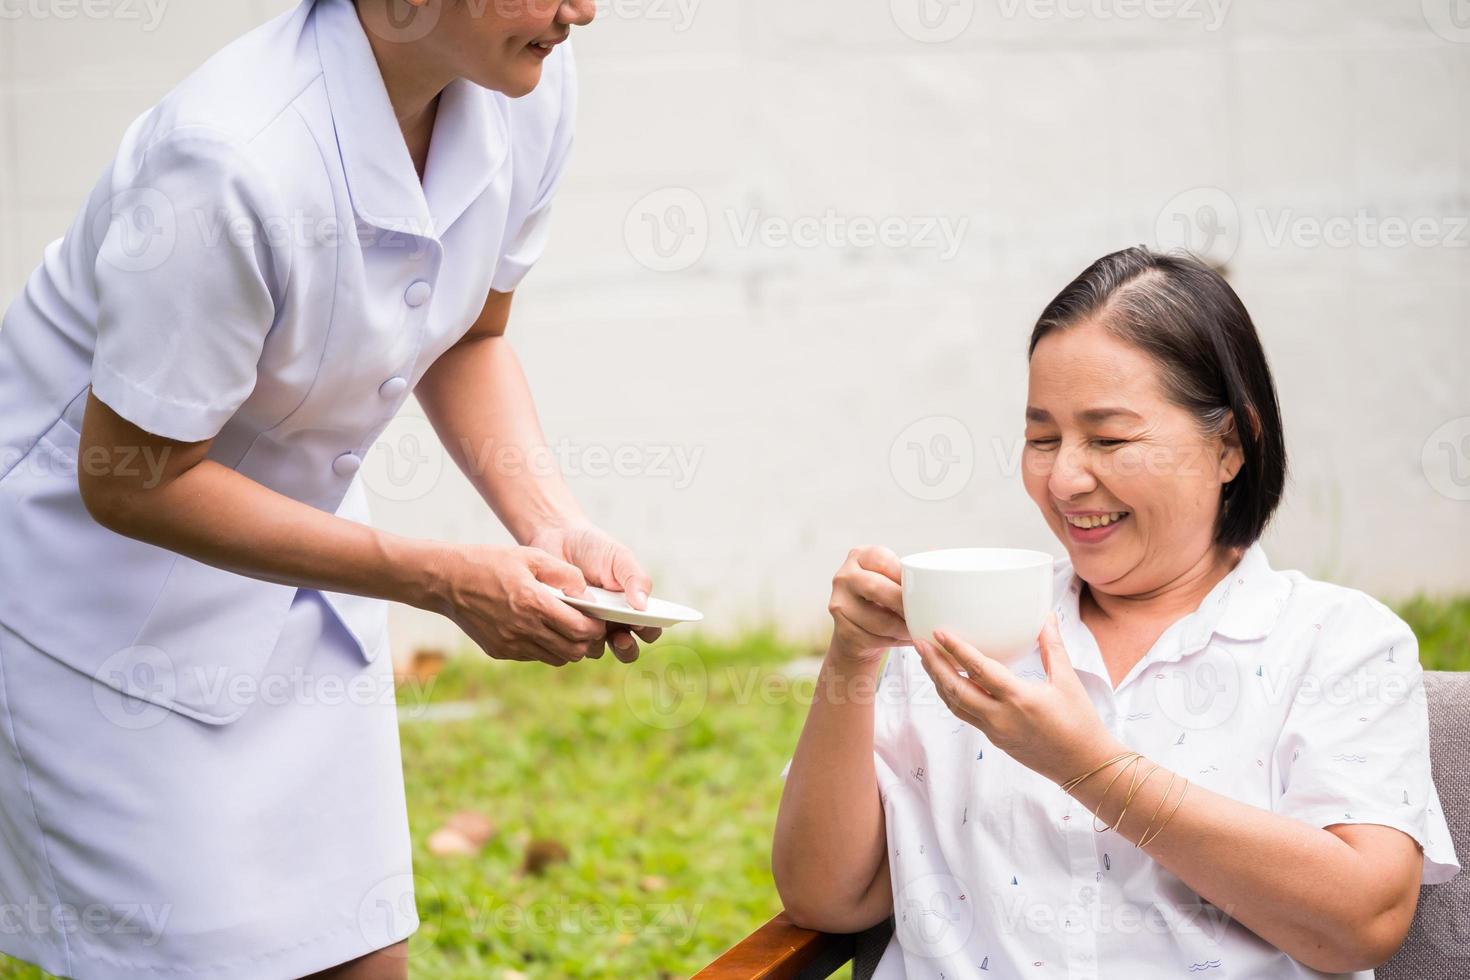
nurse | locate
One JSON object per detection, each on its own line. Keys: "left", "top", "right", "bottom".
{"left": 0, "top": 0, "right": 651, "bottom": 977}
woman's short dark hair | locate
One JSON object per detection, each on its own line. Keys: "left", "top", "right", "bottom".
{"left": 1027, "top": 246, "right": 1287, "bottom": 551}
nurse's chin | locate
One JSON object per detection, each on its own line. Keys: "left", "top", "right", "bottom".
{"left": 475, "top": 61, "right": 544, "bottom": 99}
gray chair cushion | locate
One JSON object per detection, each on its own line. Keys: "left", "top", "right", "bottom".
{"left": 855, "top": 670, "right": 1469, "bottom": 980}
{"left": 1380, "top": 670, "right": 1470, "bottom": 977}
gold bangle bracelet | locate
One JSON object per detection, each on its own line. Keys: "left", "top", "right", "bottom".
{"left": 1090, "top": 754, "right": 1144, "bottom": 832}
{"left": 1138, "top": 778, "right": 1191, "bottom": 848}
{"left": 1061, "top": 750, "right": 1140, "bottom": 794}
{"left": 1111, "top": 763, "right": 1160, "bottom": 837}
{"left": 1133, "top": 769, "right": 1179, "bottom": 844}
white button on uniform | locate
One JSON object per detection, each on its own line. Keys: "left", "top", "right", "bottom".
{"left": 378, "top": 376, "right": 408, "bottom": 399}
{"left": 332, "top": 452, "right": 362, "bottom": 477}
{"left": 403, "top": 280, "right": 432, "bottom": 307}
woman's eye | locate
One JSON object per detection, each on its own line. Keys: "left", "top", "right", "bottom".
{"left": 1093, "top": 438, "right": 1128, "bottom": 449}
{"left": 1025, "top": 438, "right": 1059, "bottom": 450}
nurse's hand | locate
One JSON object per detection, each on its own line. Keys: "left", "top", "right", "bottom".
{"left": 528, "top": 522, "right": 662, "bottom": 663}
{"left": 913, "top": 615, "right": 1124, "bottom": 785}
{"left": 435, "top": 545, "right": 617, "bottom": 667}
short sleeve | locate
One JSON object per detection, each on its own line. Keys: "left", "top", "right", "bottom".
{"left": 1274, "top": 596, "right": 1461, "bottom": 885}
{"left": 90, "top": 129, "right": 285, "bottom": 443}
{"left": 872, "top": 648, "right": 913, "bottom": 794}
{"left": 489, "top": 43, "right": 577, "bottom": 294}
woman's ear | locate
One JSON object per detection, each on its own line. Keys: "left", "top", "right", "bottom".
{"left": 1218, "top": 408, "right": 1249, "bottom": 484}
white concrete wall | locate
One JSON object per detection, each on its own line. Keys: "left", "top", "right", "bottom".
{"left": 2, "top": 1, "right": 1468, "bottom": 657}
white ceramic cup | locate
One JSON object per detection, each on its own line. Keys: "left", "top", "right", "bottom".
{"left": 900, "top": 548, "right": 1054, "bottom": 663}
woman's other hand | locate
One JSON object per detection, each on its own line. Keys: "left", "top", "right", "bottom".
{"left": 914, "top": 613, "right": 1122, "bottom": 784}
{"left": 827, "top": 546, "right": 911, "bottom": 664}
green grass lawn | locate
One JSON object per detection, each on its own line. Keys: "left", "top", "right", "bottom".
{"left": 1, "top": 596, "right": 1466, "bottom": 979}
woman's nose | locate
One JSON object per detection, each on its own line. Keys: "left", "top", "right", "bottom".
{"left": 558, "top": 0, "right": 596, "bottom": 27}
{"left": 1048, "top": 443, "right": 1098, "bottom": 500}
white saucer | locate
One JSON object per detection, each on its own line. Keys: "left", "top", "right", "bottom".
{"left": 541, "top": 584, "right": 704, "bottom": 629}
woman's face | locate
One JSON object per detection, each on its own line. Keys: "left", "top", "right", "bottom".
{"left": 412, "top": 0, "right": 596, "bottom": 98}
{"left": 1021, "top": 318, "right": 1244, "bottom": 597}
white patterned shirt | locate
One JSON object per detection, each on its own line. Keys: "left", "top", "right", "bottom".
{"left": 869, "top": 542, "right": 1459, "bottom": 979}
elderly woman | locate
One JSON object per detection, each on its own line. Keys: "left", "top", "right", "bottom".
{"left": 773, "top": 247, "right": 1459, "bottom": 978}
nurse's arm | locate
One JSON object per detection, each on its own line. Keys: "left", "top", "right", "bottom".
{"left": 75, "top": 392, "right": 609, "bottom": 666}
{"left": 414, "top": 288, "right": 583, "bottom": 543}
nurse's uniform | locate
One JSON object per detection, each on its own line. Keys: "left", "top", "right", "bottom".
{"left": 0, "top": 0, "right": 576, "bottom": 975}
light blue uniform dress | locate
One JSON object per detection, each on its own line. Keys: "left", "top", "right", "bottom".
{"left": 0, "top": 0, "right": 576, "bottom": 975}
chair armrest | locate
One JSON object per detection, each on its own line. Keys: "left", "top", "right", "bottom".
{"left": 694, "top": 911, "right": 857, "bottom": 980}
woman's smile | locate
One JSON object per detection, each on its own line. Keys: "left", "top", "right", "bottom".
{"left": 1062, "top": 508, "right": 1132, "bottom": 544}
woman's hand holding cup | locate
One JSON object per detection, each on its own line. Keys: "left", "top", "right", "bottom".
{"left": 826, "top": 546, "right": 912, "bottom": 666}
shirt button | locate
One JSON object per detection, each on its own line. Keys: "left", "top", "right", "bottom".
{"left": 332, "top": 452, "right": 362, "bottom": 478}
{"left": 404, "top": 280, "right": 433, "bottom": 307}
{"left": 378, "top": 376, "right": 409, "bottom": 399}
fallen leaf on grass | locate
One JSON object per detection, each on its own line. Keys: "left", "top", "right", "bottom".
{"left": 520, "top": 838, "right": 570, "bottom": 876}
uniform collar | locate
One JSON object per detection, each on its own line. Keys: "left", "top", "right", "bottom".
{"left": 1053, "top": 541, "right": 1291, "bottom": 684}
{"left": 313, "top": 0, "right": 508, "bottom": 241}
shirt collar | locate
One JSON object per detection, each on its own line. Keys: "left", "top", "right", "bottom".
{"left": 313, "top": 0, "right": 509, "bottom": 241}
{"left": 1053, "top": 541, "right": 1291, "bottom": 681}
